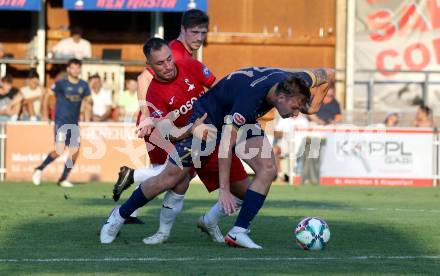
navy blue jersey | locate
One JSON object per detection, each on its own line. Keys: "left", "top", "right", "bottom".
{"left": 196, "top": 67, "right": 315, "bottom": 130}
{"left": 52, "top": 78, "right": 90, "bottom": 125}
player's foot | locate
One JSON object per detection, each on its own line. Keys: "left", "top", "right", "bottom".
{"left": 58, "top": 180, "right": 74, "bottom": 188}
{"left": 32, "top": 169, "right": 42, "bottom": 186}
{"left": 113, "top": 166, "right": 134, "bottom": 201}
{"left": 124, "top": 216, "right": 145, "bottom": 224}
{"left": 142, "top": 231, "right": 169, "bottom": 245}
{"left": 197, "top": 215, "right": 224, "bottom": 243}
{"left": 100, "top": 206, "right": 125, "bottom": 244}
{"left": 224, "top": 229, "right": 262, "bottom": 249}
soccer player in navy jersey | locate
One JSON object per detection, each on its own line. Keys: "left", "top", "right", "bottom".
{"left": 32, "top": 59, "right": 92, "bottom": 188}
{"left": 101, "top": 66, "right": 335, "bottom": 248}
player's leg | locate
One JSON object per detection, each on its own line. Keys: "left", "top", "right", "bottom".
{"left": 32, "top": 126, "right": 64, "bottom": 185}
{"left": 57, "top": 127, "right": 80, "bottom": 188}
{"left": 100, "top": 162, "right": 190, "bottom": 244}
{"left": 224, "top": 135, "right": 277, "bottom": 249}
{"left": 142, "top": 173, "right": 191, "bottom": 244}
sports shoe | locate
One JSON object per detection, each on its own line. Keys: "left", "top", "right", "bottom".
{"left": 58, "top": 180, "right": 74, "bottom": 188}
{"left": 197, "top": 215, "right": 224, "bottom": 243}
{"left": 224, "top": 229, "right": 262, "bottom": 249}
{"left": 113, "top": 166, "right": 134, "bottom": 201}
{"left": 32, "top": 169, "right": 42, "bottom": 186}
{"left": 100, "top": 206, "right": 125, "bottom": 244}
{"left": 142, "top": 231, "right": 169, "bottom": 245}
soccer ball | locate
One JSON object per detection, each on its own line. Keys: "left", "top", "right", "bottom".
{"left": 294, "top": 217, "right": 330, "bottom": 250}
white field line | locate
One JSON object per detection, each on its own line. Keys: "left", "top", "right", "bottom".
{"left": 0, "top": 255, "right": 439, "bottom": 263}
{"left": 281, "top": 205, "right": 440, "bottom": 213}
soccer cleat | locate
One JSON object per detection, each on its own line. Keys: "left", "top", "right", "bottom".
{"left": 113, "top": 166, "right": 135, "bottom": 201}
{"left": 197, "top": 215, "right": 224, "bottom": 243}
{"left": 142, "top": 231, "right": 169, "bottom": 245}
{"left": 224, "top": 229, "right": 262, "bottom": 249}
{"left": 58, "top": 180, "right": 74, "bottom": 188}
{"left": 32, "top": 169, "right": 42, "bottom": 186}
{"left": 100, "top": 206, "right": 125, "bottom": 244}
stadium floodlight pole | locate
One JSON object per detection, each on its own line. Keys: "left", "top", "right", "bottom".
{"left": 345, "top": 0, "right": 356, "bottom": 111}
{"left": 151, "top": 12, "right": 164, "bottom": 39}
{"left": 36, "top": 0, "right": 46, "bottom": 86}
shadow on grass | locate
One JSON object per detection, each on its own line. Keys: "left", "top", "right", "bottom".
{"left": 0, "top": 197, "right": 439, "bottom": 275}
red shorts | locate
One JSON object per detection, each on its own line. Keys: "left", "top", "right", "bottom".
{"left": 196, "top": 146, "right": 248, "bottom": 192}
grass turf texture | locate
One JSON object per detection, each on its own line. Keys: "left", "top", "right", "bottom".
{"left": 0, "top": 182, "right": 439, "bottom": 275}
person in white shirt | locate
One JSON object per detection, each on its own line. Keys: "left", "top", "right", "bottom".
{"left": 20, "top": 70, "right": 45, "bottom": 121}
{"left": 89, "top": 74, "right": 112, "bottom": 122}
{"left": 52, "top": 27, "right": 92, "bottom": 59}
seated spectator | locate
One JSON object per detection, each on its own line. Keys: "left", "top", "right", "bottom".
{"left": 273, "top": 113, "right": 309, "bottom": 182}
{"left": 412, "top": 105, "right": 434, "bottom": 127}
{"left": 89, "top": 74, "right": 112, "bottom": 122}
{"left": 51, "top": 27, "right": 92, "bottom": 59}
{"left": 116, "top": 79, "right": 139, "bottom": 122}
{"left": 384, "top": 112, "right": 399, "bottom": 127}
{"left": 20, "top": 70, "right": 44, "bottom": 121}
{"left": 308, "top": 84, "right": 342, "bottom": 125}
{"left": 0, "top": 75, "right": 22, "bottom": 121}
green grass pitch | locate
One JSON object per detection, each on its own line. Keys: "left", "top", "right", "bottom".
{"left": 0, "top": 182, "right": 439, "bottom": 275}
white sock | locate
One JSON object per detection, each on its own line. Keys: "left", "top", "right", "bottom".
{"left": 133, "top": 164, "right": 166, "bottom": 183}
{"left": 204, "top": 196, "right": 243, "bottom": 226}
{"left": 158, "top": 190, "right": 185, "bottom": 235}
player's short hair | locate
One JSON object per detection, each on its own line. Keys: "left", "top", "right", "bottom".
{"left": 419, "top": 104, "right": 432, "bottom": 116}
{"left": 67, "top": 58, "right": 82, "bottom": 67}
{"left": 143, "top": 37, "right": 168, "bottom": 59}
{"left": 70, "top": 26, "right": 83, "bottom": 36}
{"left": 275, "top": 76, "right": 311, "bottom": 102}
{"left": 181, "top": 9, "right": 209, "bottom": 29}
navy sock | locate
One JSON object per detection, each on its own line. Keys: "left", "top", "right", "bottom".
{"left": 119, "top": 188, "right": 149, "bottom": 219}
{"left": 234, "top": 189, "right": 266, "bottom": 229}
{"left": 36, "top": 154, "right": 56, "bottom": 170}
{"left": 58, "top": 160, "right": 75, "bottom": 182}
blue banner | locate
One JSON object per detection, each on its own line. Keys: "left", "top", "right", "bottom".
{"left": 0, "top": 0, "right": 41, "bottom": 11}
{"left": 63, "top": 0, "right": 207, "bottom": 12}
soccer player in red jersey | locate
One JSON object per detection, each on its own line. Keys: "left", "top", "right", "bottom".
{"left": 106, "top": 39, "right": 250, "bottom": 245}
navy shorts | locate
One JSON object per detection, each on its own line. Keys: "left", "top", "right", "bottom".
{"left": 54, "top": 124, "right": 80, "bottom": 147}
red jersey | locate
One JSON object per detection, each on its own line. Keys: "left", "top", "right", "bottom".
{"left": 145, "top": 59, "right": 215, "bottom": 164}
{"left": 169, "top": 39, "right": 193, "bottom": 60}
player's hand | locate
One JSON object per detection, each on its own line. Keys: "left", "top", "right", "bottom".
{"left": 192, "top": 113, "right": 217, "bottom": 141}
{"left": 218, "top": 188, "right": 236, "bottom": 215}
{"left": 136, "top": 114, "right": 154, "bottom": 138}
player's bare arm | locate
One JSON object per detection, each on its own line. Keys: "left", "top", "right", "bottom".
{"left": 136, "top": 70, "right": 154, "bottom": 137}
{"left": 83, "top": 96, "right": 93, "bottom": 122}
{"left": 302, "top": 68, "right": 335, "bottom": 114}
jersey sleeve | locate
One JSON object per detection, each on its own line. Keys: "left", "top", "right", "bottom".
{"left": 51, "top": 80, "right": 63, "bottom": 96}
{"left": 188, "top": 59, "right": 216, "bottom": 88}
{"left": 83, "top": 83, "right": 91, "bottom": 98}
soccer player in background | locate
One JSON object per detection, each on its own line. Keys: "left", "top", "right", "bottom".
{"left": 32, "top": 58, "right": 92, "bottom": 188}
{"left": 101, "top": 66, "right": 335, "bottom": 248}
{"left": 110, "top": 38, "right": 250, "bottom": 245}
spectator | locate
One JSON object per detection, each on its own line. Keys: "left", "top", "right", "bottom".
{"left": 20, "top": 70, "right": 44, "bottom": 121}
{"left": 273, "top": 113, "right": 309, "bottom": 182}
{"left": 384, "top": 112, "right": 399, "bottom": 127}
{"left": 308, "top": 84, "right": 342, "bottom": 125}
{"left": 89, "top": 74, "right": 112, "bottom": 122}
{"left": 51, "top": 27, "right": 92, "bottom": 59}
{"left": 0, "top": 75, "right": 22, "bottom": 121}
{"left": 116, "top": 79, "right": 139, "bottom": 122}
{"left": 412, "top": 105, "right": 434, "bottom": 127}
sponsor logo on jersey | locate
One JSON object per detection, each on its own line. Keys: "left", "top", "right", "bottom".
{"left": 202, "top": 65, "right": 211, "bottom": 77}
{"left": 172, "top": 97, "right": 198, "bottom": 118}
{"left": 233, "top": 113, "right": 246, "bottom": 126}
{"left": 184, "top": 79, "right": 195, "bottom": 92}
